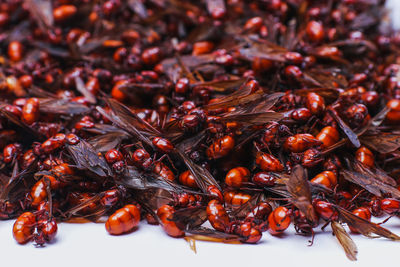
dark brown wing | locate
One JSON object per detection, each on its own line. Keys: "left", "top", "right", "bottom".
{"left": 239, "top": 39, "right": 287, "bottom": 62}
{"left": 341, "top": 169, "right": 400, "bottom": 198}
{"left": 64, "top": 193, "right": 107, "bottom": 222}
{"left": 295, "top": 88, "right": 340, "bottom": 102}
{"left": 96, "top": 105, "right": 153, "bottom": 147}
{"left": 0, "top": 160, "right": 38, "bottom": 202}
{"left": 75, "top": 77, "right": 96, "bottom": 104}
{"left": 0, "top": 108, "right": 45, "bottom": 141}
{"left": 229, "top": 193, "right": 262, "bottom": 219}
{"left": 66, "top": 139, "right": 112, "bottom": 178}
{"left": 88, "top": 131, "right": 129, "bottom": 153}
{"left": 127, "top": 0, "right": 148, "bottom": 18}
{"left": 177, "top": 149, "right": 221, "bottom": 193}
{"left": 29, "top": 85, "right": 57, "bottom": 98}
{"left": 329, "top": 39, "right": 377, "bottom": 52}
{"left": 160, "top": 55, "right": 214, "bottom": 82}
{"left": 106, "top": 98, "right": 161, "bottom": 136}
{"left": 25, "top": 0, "right": 53, "bottom": 31}
{"left": 170, "top": 206, "right": 208, "bottom": 230}
{"left": 193, "top": 78, "right": 246, "bottom": 92}
{"left": 219, "top": 112, "right": 284, "bottom": 126}
{"left": 118, "top": 166, "right": 189, "bottom": 193}
{"left": 331, "top": 221, "right": 358, "bottom": 261}
{"left": 336, "top": 205, "right": 400, "bottom": 240}
{"left": 342, "top": 162, "right": 400, "bottom": 198}
{"left": 205, "top": 0, "right": 226, "bottom": 18}
{"left": 285, "top": 165, "right": 318, "bottom": 226}
{"left": 353, "top": 161, "right": 397, "bottom": 187}
{"left": 302, "top": 69, "right": 348, "bottom": 88}
{"left": 355, "top": 106, "right": 390, "bottom": 136}
{"left": 207, "top": 91, "right": 283, "bottom": 113}
{"left": 32, "top": 41, "right": 70, "bottom": 58}
{"left": 39, "top": 98, "right": 90, "bottom": 115}
{"left": 175, "top": 130, "right": 207, "bottom": 154}
{"left": 186, "top": 226, "right": 242, "bottom": 243}
{"left": 360, "top": 134, "right": 400, "bottom": 153}
{"left": 328, "top": 108, "right": 360, "bottom": 148}
{"left": 204, "top": 89, "right": 261, "bottom": 110}
{"left": 83, "top": 124, "right": 126, "bottom": 135}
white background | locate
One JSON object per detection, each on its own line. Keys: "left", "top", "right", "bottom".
{"left": 3, "top": 1, "right": 400, "bottom": 266}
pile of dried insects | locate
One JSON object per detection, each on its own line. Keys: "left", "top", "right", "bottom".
{"left": 2, "top": 0, "right": 400, "bottom": 260}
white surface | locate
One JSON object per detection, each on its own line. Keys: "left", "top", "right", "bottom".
{"left": 3, "top": 2, "right": 400, "bottom": 267}
{"left": 2, "top": 217, "right": 400, "bottom": 267}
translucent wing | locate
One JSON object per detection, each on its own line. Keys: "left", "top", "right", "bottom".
{"left": 66, "top": 139, "right": 112, "bottom": 178}
{"left": 331, "top": 221, "right": 358, "bottom": 261}
{"left": 285, "top": 165, "right": 318, "bottom": 226}
{"left": 336, "top": 205, "right": 400, "bottom": 240}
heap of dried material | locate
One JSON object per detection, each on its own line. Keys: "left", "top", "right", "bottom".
{"left": 2, "top": 0, "right": 400, "bottom": 260}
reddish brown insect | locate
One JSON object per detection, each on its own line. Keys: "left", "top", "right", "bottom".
{"left": 355, "top": 146, "right": 374, "bottom": 168}
{"left": 3, "top": 143, "right": 21, "bottom": 163}
{"left": 35, "top": 218, "right": 58, "bottom": 245}
{"left": 306, "top": 93, "right": 325, "bottom": 115}
{"left": 225, "top": 167, "right": 250, "bottom": 188}
{"left": 236, "top": 222, "right": 262, "bottom": 243}
{"left": 19, "top": 75, "right": 33, "bottom": 89}
{"left": 40, "top": 133, "right": 66, "bottom": 154}
{"left": 346, "top": 104, "right": 370, "bottom": 127}
{"left": 316, "top": 126, "right": 339, "bottom": 149}
{"left": 100, "top": 189, "right": 122, "bottom": 207}
{"left": 154, "top": 162, "right": 175, "bottom": 181}
{"left": 245, "top": 202, "right": 272, "bottom": 224}
{"left": 255, "top": 152, "right": 283, "bottom": 172}
{"left": 349, "top": 207, "right": 371, "bottom": 233}
{"left": 65, "top": 133, "right": 80, "bottom": 145}
{"left": 30, "top": 175, "right": 59, "bottom": 207}
{"left": 284, "top": 133, "right": 321, "bottom": 153}
{"left": 192, "top": 41, "right": 214, "bottom": 55}
{"left": 224, "top": 191, "right": 251, "bottom": 206}
{"left": 53, "top": 5, "right": 77, "bottom": 22}
{"left": 206, "top": 135, "right": 235, "bottom": 159}
{"left": 179, "top": 170, "right": 198, "bottom": 189}
{"left": 141, "top": 47, "right": 162, "bottom": 65}
{"left": 207, "top": 185, "right": 224, "bottom": 202}
{"left": 152, "top": 137, "right": 174, "bottom": 153}
{"left": 21, "top": 149, "right": 37, "bottom": 167}
{"left": 313, "top": 200, "right": 338, "bottom": 221}
{"left": 157, "top": 205, "right": 185, "bottom": 237}
{"left": 244, "top": 17, "right": 263, "bottom": 32}
{"left": 301, "top": 148, "right": 322, "bottom": 167}
{"left": 13, "top": 212, "right": 36, "bottom": 244}
{"left": 105, "top": 204, "right": 140, "bottom": 235}
{"left": 111, "top": 80, "right": 129, "bottom": 102}
{"left": 105, "top": 149, "right": 124, "bottom": 164}
{"left": 291, "top": 108, "right": 312, "bottom": 122}
{"left": 3, "top": 105, "right": 22, "bottom": 118}
{"left": 52, "top": 163, "right": 74, "bottom": 177}
{"left": 207, "top": 200, "right": 230, "bottom": 232}
{"left": 132, "top": 148, "right": 152, "bottom": 169}
{"left": 310, "top": 171, "right": 337, "bottom": 189}
{"left": 268, "top": 207, "right": 291, "bottom": 235}
{"left": 380, "top": 198, "right": 400, "bottom": 215}
{"left": 306, "top": 20, "right": 324, "bottom": 42}
{"left": 175, "top": 78, "right": 190, "bottom": 94}
{"left": 8, "top": 41, "right": 23, "bottom": 61}
{"left": 85, "top": 77, "right": 100, "bottom": 95}
{"left": 252, "top": 172, "right": 276, "bottom": 187}
{"left": 284, "top": 65, "right": 303, "bottom": 80}
{"left": 386, "top": 99, "right": 400, "bottom": 124}
{"left": 22, "top": 98, "right": 40, "bottom": 125}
